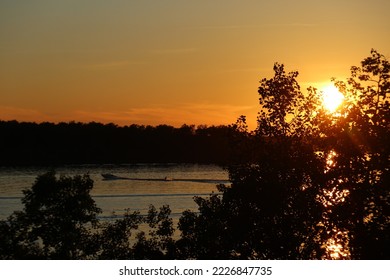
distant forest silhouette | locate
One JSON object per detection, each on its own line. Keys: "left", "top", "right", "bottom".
{"left": 0, "top": 50, "right": 388, "bottom": 260}
{"left": 0, "top": 121, "right": 236, "bottom": 166}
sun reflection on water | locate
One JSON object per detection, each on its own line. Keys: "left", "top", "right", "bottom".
{"left": 325, "top": 150, "right": 337, "bottom": 171}
{"left": 320, "top": 187, "right": 350, "bottom": 208}
{"left": 323, "top": 231, "right": 350, "bottom": 260}
{"left": 320, "top": 150, "right": 351, "bottom": 259}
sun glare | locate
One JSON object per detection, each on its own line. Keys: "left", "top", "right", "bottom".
{"left": 321, "top": 85, "right": 344, "bottom": 113}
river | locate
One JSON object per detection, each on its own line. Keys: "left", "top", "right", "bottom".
{"left": 0, "top": 164, "right": 229, "bottom": 221}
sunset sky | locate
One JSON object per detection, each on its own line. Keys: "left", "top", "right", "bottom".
{"left": 1, "top": 0, "right": 389, "bottom": 129}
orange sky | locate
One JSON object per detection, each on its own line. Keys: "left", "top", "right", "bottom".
{"left": 1, "top": 0, "right": 389, "bottom": 129}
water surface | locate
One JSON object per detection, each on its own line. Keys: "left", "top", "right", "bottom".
{"left": 0, "top": 164, "right": 228, "bottom": 220}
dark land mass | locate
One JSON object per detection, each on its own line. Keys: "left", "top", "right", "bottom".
{"left": 0, "top": 120, "right": 237, "bottom": 166}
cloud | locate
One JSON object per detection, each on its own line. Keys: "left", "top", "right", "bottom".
{"left": 223, "top": 67, "right": 268, "bottom": 73}
{"left": 263, "top": 23, "right": 316, "bottom": 27}
{"left": 72, "top": 103, "right": 255, "bottom": 127}
{"left": 0, "top": 106, "right": 51, "bottom": 122}
{"left": 187, "top": 25, "right": 259, "bottom": 30}
{"left": 0, "top": 103, "right": 257, "bottom": 128}
{"left": 187, "top": 23, "right": 316, "bottom": 30}
{"left": 78, "top": 60, "right": 147, "bottom": 71}
{"left": 150, "top": 48, "right": 198, "bottom": 55}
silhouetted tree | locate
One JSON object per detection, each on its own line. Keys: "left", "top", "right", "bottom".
{"left": 177, "top": 50, "right": 389, "bottom": 259}
{"left": 97, "top": 205, "right": 175, "bottom": 259}
{"left": 177, "top": 63, "right": 326, "bottom": 259}
{"left": 0, "top": 172, "right": 101, "bottom": 259}
{"left": 0, "top": 172, "right": 176, "bottom": 260}
{"left": 131, "top": 205, "right": 176, "bottom": 259}
{"left": 320, "top": 49, "right": 390, "bottom": 259}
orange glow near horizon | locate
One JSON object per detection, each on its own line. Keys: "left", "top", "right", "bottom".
{"left": 0, "top": 1, "right": 389, "bottom": 128}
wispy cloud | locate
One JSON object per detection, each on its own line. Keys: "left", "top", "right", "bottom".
{"left": 223, "top": 67, "right": 268, "bottom": 73}
{"left": 150, "top": 48, "right": 198, "bottom": 55}
{"left": 188, "top": 23, "right": 316, "bottom": 30}
{"left": 0, "top": 103, "right": 256, "bottom": 127}
{"left": 263, "top": 22, "right": 317, "bottom": 27}
{"left": 78, "top": 60, "right": 147, "bottom": 71}
{"left": 0, "top": 106, "right": 51, "bottom": 123}
{"left": 189, "top": 25, "right": 259, "bottom": 30}
{"left": 73, "top": 103, "right": 255, "bottom": 127}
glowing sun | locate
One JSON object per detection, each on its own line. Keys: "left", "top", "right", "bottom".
{"left": 322, "top": 85, "right": 344, "bottom": 112}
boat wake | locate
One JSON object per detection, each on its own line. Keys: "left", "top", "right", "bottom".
{"left": 101, "top": 173, "right": 229, "bottom": 184}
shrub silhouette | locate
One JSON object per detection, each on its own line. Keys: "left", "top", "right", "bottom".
{"left": 0, "top": 172, "right": 176, "bottom": 260}
{"left": 0, "top": 172, "right": 101, "bottom": 259}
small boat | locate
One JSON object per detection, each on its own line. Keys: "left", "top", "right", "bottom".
{"left": 101, "top": 173, "right": 122, "bottom": 180}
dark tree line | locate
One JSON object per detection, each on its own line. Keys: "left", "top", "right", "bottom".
{"left": 0, "top": 50, "right": 388, "bottom": 259}
{"left": 0, "top": 122, "right": 235, "bottom": 166}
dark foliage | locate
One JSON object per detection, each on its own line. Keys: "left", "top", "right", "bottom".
{"left": 177, "top": 50, "right": 389, "bottom": 260}
{"left": 177, "top": 63, "right": 326, "bottom": 259}
{"left": 0, "top": 172, "right": 176, "bottom": 260}
{"left": 0, "top": 172, "right": 101, "bottom": 259}
{"left": 321, "top": 50, "right": 390, "bottom": 259}
{"left": 0, "top": 122, "right": 233, "bottom": 166}
{"left": 97, "top": 205, "right": 175, "bottom": 260}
